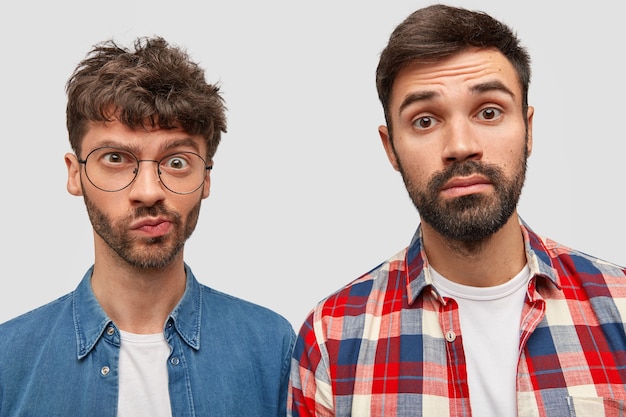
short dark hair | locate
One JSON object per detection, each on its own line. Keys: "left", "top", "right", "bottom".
{"left": 376, "top": 4, "right": 531, "bottom": 127}
{"left": 66, "top": 36, "right": 227, "bottom": 160}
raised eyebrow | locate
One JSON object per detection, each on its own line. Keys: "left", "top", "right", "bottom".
{"left": 397, "top": 81, "right": 515, "bottom": 116}
{"left": 161, "top": 138, "right": 202, "bottom": 153}
{"left": 398, "top": 90, "right": 438, "bottom": 115}
{"left": 470, "top": 80, "right": 516, "bottom": 99}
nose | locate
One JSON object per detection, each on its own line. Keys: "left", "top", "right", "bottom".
{"left": 128, "top": 160, "right": 166, "bottom": 206}
{"left": 442, "top": 118, "right": 483, "bottom": 164}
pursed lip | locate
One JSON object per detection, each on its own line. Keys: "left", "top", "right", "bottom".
{"left": 129, "top": 217, "right": 173, "bottom": 237}
{"left": 440, "top": 175, "right": 492, "bottom": 198}
{"left": 130, "top": 217, "right": 170, "bottom": 229}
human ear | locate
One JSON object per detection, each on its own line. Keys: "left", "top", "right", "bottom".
{"left": 201, "top": 165, "right": 211, "bottom": 199}
{"left": 379, "top": 125, "right": 400, "bottom": 172}
{"left": 526, "top": 106, "right": 534, "bottom": 156}
{"left": 65, "top": 153, "right": 83, "bottom": 196}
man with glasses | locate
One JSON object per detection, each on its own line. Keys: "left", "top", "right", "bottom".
{"left": 0, "top": 36, "right": 295, "bottom": 416}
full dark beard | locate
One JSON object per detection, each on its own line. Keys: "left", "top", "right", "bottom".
{"left": 83, "top": 194, "right": 201, "bottom": 270}
{"left": 398, "top": 153, "right": 527, "bottom": 244}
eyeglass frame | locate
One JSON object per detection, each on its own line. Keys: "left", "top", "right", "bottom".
{"left": 77, "top": 146, "right": 213, "bottom": 195}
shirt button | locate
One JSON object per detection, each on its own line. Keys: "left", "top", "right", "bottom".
{"left": 101, "top": 366, "right": 110, "bottom": 376}
{"left": 106, "top": 327, "right": 115, "bottom": 336}
{"left": 170, "top": 357, "right": 180, "bottom": 366}
{"left": 445, "top": 330, "right": 456, "bottom": 342}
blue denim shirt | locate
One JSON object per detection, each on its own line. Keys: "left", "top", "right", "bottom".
{"left": 0, "top": 265, "right": 296, "bottom": 416}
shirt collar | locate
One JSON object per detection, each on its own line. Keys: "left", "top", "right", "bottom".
{"left": 404, "top": 218, "right": 561, "bottom": 304}
{"left": 72, "top": 264, "right": 202, "bottom": 359}
{"left": 167, "top": 264, "right": 202, "bottom": 350}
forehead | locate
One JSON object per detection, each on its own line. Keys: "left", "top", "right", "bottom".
{"left": 390, "top": 47, "right": 522, "bottom": 108}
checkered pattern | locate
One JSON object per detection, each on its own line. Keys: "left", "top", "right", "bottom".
{"left": 288, "top": 222, "right": 626, "bottom": 416}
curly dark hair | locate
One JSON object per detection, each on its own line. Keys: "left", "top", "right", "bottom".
{"left": 66, "top": 36, "right": 227, "bottom": 160}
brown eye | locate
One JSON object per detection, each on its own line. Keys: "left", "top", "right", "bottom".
{"left": 414, "top": 117, "right": 433, "bottom": 129}
{"left": 479, "top": 108, "right": 501, "bottom": 120}
{"left": 99, "top": 150, "right": 134, "bottom": 165}
{"left": 165, "top": 156, "right": 188, "bottom": 170}
{"left": 106, "top": 153, "right": 123, "bottom": 163}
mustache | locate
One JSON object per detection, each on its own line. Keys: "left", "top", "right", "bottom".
{"left": 130, "top": 204, "right": 181, "bottom": 224}
{"left": 429, "top": 160, "right": 504, "bottom": 192}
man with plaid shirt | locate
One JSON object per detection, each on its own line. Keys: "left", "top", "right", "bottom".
{"left": 288, "top": 4, "right": 626, "bottom": 416}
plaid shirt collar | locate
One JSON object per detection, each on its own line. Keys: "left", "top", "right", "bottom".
{"left": 404, "top": 218, "right": 562, "bottom": 305}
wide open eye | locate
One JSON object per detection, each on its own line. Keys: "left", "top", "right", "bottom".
{"left": 162, "top": 155, "right": 190, "bottom": 170}
{"left": 94, "top": 148, "right": 136, "bottom": 168}
{"left": 413, "top": 116, "right": 437, "bottom": 129}
{"left": 478, "top": 107, "right": 502, "bottom": 121}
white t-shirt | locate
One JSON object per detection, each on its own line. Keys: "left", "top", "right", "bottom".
{"left": 117, "top": 330, "right": 173, "bottom": 417}
{"left": 431, "top": 265, "right": 531, "bottom": 417}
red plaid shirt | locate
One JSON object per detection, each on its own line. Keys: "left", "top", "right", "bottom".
{"left": 288, "top": 222, "right": 626, "bottom": 416}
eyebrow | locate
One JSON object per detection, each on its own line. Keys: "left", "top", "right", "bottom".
{"left": 160, "top": 138, "right": 202, "bottom": 153}
{"left": 397, "top": 80, "right": 516, "bottom": 115}
{"left": 398, "top": 90, "right": 438, "bottom": 115}
{"left": 90, "top": 137, "right": 201, "bottom": 155}
{"left": 470, "top": 80, "right": 516, "bottom": 99}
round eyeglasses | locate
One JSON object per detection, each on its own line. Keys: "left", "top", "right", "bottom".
{"left": 78, "top": 147, "right": 212, "bottom": 194}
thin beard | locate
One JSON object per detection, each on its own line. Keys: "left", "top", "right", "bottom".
{"left": 81, "top": 185, "right": 202, "bottom": 270}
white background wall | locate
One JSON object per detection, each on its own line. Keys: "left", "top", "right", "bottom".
{"left": 1, "top": 1, "right": 624, "bottom": 330}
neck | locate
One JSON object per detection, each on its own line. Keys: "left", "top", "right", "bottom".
{"left": 421, "top": 213, "right": 526, "bottom": 287}
{"left": 90, "top": 250, "right": 187, "bottom": 334}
